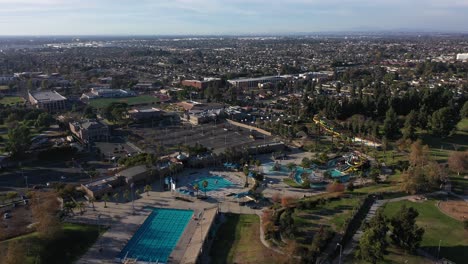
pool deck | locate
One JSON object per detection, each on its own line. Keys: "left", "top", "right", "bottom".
{"left": 72, "top": 168, "right": 253, "bottom": 264}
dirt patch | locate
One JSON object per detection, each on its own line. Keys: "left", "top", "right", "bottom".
{"left": 438, "top": 200, "right": 468, "bottom": 221}
{"left": 0, "top": 204, "right": 35, "bottom": 240}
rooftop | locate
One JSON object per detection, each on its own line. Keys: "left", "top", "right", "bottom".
{"left": 29, "top": 90, "right": 67, "bottom": 102}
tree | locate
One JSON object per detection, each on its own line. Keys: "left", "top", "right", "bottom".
{"left": 76, "top": 201, "right": 85, "bottom": 214}
{"left": 4, "top": 241, "right": 26, "bottom": 264}
{"left": 135, "top": 189, "right": 141, "bottom": 198}
{"left": 102, "top": 194, "right": 109, "bottom": 208}
{"left": 83, "top": 106, "right": 97, "bottom": 119}
{"left": 193, "top": 183, "right": 200, "bottom": 197}
{"left": 355, "top": 227, "right": 385, "bottom": 264}
{"left": 144, "top": 184, "right": 152, "bottom": 196}
{"left": 286, "top": 162, "right": 296, "bottom": 171}
{"left": 460, "top": 101, "right": 468, "bottom": 119}
{"left": 202, "top": 180, "right": 209, "bottom": 197}
{"left": 402, "top": 111, "right": 417, "bottom": 140}
{"left": 35, "top": 112, "right": 53, "bottom": 129}
{"left": 383, "top": 107, "right": 400, "bottom": 139}
{"left": 390, "top": 205, "right": 425, "bottom": 252}
{"left": 113, "top": 193, "right": 119, "bottom": 204}
{"left": 5, "top": 125, "right": 31, "bottom": 158}
{"left": 123, "top": 189, "right": 130, "bottom": 202}
{"left": 89, "top": 197, "right": 96, "bottom": 210}
{"left": 429, "top": 107, "right": 457, "bottom": 137}
{"left": 448, "top": 151, "right": 468, "bottom": 176}
{"left": 409, "top": 140, "right": 430, "bottom": 167}
{"left": 301, "top": 157, "right": 311, "bottom": 169}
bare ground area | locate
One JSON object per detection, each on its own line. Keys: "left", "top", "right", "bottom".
{"left": 438, "top": 200, "right": 468, "bottom": 221}
{"left": 0, "top": 204, "right": 34, "bottom": 240}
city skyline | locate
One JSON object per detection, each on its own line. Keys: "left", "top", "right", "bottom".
{"left": 1, "top": 0, "right": 468, "bottom": 35}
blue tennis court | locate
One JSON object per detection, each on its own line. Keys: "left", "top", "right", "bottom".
{"left": 192, "top": 175, "right": 233, "bottom": 192}
{"left": 118, "top": 208, "right": 193, "bottom": 263}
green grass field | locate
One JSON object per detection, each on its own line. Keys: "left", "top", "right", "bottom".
{"left": 210, "top": 214, "right": 282, "bottom": 264}
{"left": 0, "top": 223, "right": 102, "bottom": 264}
{"left": 383, "top": 200, "right": 468, "bottom": 264}
{"left": 293, "top": 197, "right": 360, "bottom": 245}
{"left": 88, "top": 95, "right": 159, "bottom": 108}
{"left": 0, "top": 96, "right": 24, "bottom": 106}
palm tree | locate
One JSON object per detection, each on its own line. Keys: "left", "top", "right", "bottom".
{"left": 202, "top": 180, "right": 209, "bottom": 198}
{"left": 112, "top": 193, "right": 119, "bottom": 204}
{"left": 102, "top": 194, "right": 109, "bottom": 208}
{"left": 77, "top": 201, "right": 85, "bottom": 215}
{"left": 89, "top": 197, "right": 96, "bottom": 211}
{"left": 286, "top": 162, "right": 296, "bottom": 172}
{"left": 144, "top": 184, "right": 152, "bottom": 196}
{"left": 123, "top": 189, "right": 130, "bottom": 202}
{"left": 193, "top": 183, "right": 200, "bottom": 197}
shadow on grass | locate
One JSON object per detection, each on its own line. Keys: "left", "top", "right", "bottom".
{"left": 423, "top": 245, "right": 468, "bottom": 264}
{"left": 209, "top": 213, "right": 240, "bottom": 264}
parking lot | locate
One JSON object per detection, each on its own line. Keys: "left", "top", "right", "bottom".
{"left": 127, "top": 122, "right": 279, "bottom": 154}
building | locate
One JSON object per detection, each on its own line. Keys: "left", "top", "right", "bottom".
{"left": 28, "top": 90, "right": 67, "bottom": 112}
{"left": 69, "top": 119, "right": 110, "bottom": 143}
{"left": 117, "top": 165, "right": 152, "bottom": 184}
{"left": 228, "top": 76, "right": 283, "bottom": 89}
{"left": 80, "top": 175, "right": 124, "bottom": 199}
{"left": 127, "top": 107, "right": 164, "bottom": 121}
{"left": 0, "top": 75, "right": 15, "bottom": 85}
{"left": 456, "top": 53, "right": 468, "bottom": 61}
{"left": 80, "top": 88, "right": 135, "bottom": 100}
{"left": 181, "top": 78, "right": 222, "bottom": 89}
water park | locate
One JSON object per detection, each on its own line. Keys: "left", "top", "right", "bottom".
{"left": 263, "top": 151, "right": 368, "bottom": 189}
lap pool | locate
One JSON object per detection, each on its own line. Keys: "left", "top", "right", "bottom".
{"left": 118, "top": 208, "right": 193, "bottom": 263}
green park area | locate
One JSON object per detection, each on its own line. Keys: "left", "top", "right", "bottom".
{"left": 293, "top": 196, "right": 360, "bottom": 242}
{"left": 210, "top": 214, "right": 282, "bottom": 264}
{"left": 0, "top": 223, "right": 103, "bottom": 264}
{"left": 0, "top": 96, "right": 24, "bottom": 106}
{"left": 383, "top": 200, "right": 468, "bottom": 264}
{"left": 88, "top": 95, "right": 159, "bottom": 108}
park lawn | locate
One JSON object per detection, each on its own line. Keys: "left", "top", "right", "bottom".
{"left": 456, "top": 118, "right": 468, "bottom": 133}
{"left": 383, "top": 200, "right": 468, "bottom": 264}
{"left": 293, "top": 197, "right": 360, "bottom": 243}
{"left": 450, "top": 173, "right": 468, "bottom": 195}
{"left": 210, "top": 214, "right": 283, "bottom": 264}
{"left": 352, "top": 244, "right": 430, "bottom": 264}
{"left": 0, "top": 223, "right": 103, "bottom": 264}
{"left": 0, "top": 96, "right": 24, "bottom": 106}
{"left": 419, "top": 119, "right": 468, "bottom": 163}
{"left": 88, "top": 95, "right": 159, "bottom": 108}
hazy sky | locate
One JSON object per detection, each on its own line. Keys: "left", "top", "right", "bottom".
{"left": 0, "top": 0, "right": 467, "bottom": 35}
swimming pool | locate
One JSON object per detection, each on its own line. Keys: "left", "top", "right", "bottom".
{"left": 118, "top": 208, "right": 193, "bottom": 263}
{"left": 192, "top": 175, "right": 233, "bottom": 192}
{"left": 294, "top": 167, "right": 314, "bottom": 184}
{"left": 330, "top": 169, "right": 343, "bottom": 177}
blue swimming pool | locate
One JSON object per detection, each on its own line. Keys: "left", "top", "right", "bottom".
{"left": 294, "top": 167, "right": 314, "bottom": 184}
{"left": 192, "top": 176, "right": 233, "bottom": 192}
{"left": 118, "top": 208, "right": 193, "bottom": 263}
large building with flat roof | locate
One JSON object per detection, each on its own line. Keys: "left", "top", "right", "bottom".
{"left": 28, "top": 90, "right": 67, "bottom": 112}
{"left": 228, "top": 76, "right": 283, "bottom": 89}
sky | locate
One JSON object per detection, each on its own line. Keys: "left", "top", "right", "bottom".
{"left": 0, "top": 0, "right": 468, "bottom": 35}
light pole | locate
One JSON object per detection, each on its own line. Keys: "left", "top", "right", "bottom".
{"left": 437, "top": 240, "right": 441, "bottom": 259}
{"left": 131, "top": 183, "right": 135, "bottom": 214}
{"left": 337, "top": 243, "right": 342, "bottom": 264}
